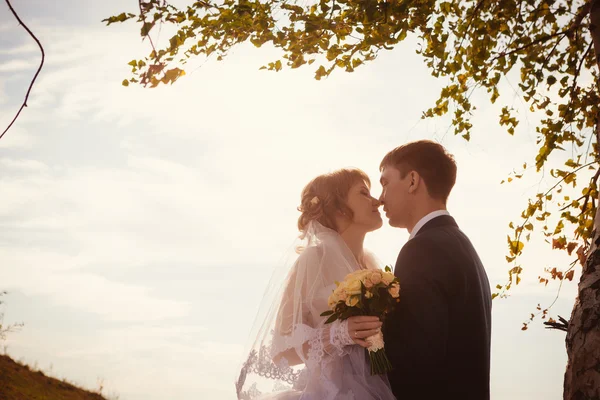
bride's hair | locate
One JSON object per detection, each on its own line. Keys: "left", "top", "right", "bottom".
{"left": 297, "top": 168, "right": 371, "bottom": 233}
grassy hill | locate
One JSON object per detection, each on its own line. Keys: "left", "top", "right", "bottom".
{"left": 0, "top": 354, "right": 108, "bottom": 400}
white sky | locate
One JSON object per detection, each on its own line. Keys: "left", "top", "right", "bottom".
{"left": 0, "top": 1, "right": 588, "bottom": 399}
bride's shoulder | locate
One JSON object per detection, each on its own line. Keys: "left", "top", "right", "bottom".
{"left": 296, "top": 243, "right": 324, "bottom": 263}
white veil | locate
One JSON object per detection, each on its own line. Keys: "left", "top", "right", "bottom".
{"left": 235, "top": 220, "right": 390, "bottom": 400}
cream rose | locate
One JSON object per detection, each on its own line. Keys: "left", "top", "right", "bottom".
{"left": 370, "top": 271, "right": 382, "bottom": 285}
{"left": 345, "top": 279, "right": 362, "bottom": 295}
{"left": 347, "top": 270, "right": 370, "bottom": 282}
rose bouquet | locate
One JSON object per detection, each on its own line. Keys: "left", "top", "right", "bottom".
{"left": 320, "top": 266, "right": 400, "bottom": 375}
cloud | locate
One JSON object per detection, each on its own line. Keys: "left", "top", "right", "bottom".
{"left": 0, "top": 127, "right": 37, "bottom": 148}
{"left": 0, "top": 157, "right": 48, "bottom": 171}
{"left": 0, "top": 41, "right": 39, "bottom": 56}
{"left": 0, "top": 59, "right": 38, "bottom": 73}
{"left": 1, "top": 266, "right": 189, "bottom": 322}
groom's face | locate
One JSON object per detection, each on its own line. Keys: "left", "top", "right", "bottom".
{"left": 379, "top": 166, "right": 412, "bottom": 228}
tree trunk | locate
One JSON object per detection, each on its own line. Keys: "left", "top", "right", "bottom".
{"left": 564, "top": 2, "right": 600, "bottom": 399}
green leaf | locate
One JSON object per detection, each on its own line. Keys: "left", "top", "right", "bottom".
{"left": 102, "top": 12, "right": 136, "bottom": 26}
{"left": 141, "top": 22, "right": 154, "bottom": 37}
{"left": 324, "top": 313, "right": 338, "bottom": 324}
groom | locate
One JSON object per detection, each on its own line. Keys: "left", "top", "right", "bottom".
{"left": 354, "top": 140, "right": 492, "bottom": 399}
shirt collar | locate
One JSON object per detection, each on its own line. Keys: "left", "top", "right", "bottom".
{"left": 409, "top": 210, "right": 451, "bottom": 240}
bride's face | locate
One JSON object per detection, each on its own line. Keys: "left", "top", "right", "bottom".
{"left": 345, "top": 181, "right": 383, "bottom": 232}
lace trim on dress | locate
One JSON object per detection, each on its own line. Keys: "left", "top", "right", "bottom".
{"left": 236, "top": 345, "right": 302, "bottom": 399}
{"left": 329, "top": 319, "right": 353, "bottom": 356}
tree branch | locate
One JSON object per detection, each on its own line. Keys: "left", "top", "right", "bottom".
{"left": 540, "top": 35, "right": 564, "bottom": 74}
{"left": 544, "top": 315, "right": 569, "bottom": 331}
{"left": 575, "top": 164, "right": 600, "bottom": 216}
{"left": 0, "top": 0, "right": 45, "bottom": 141}
{"left": 492, "top": 1, "right": 593, "bottom": 63}
{"left": 571, "top": 42, "right": 593, "bottom": 99}
{"left": 496, "top": 159, "right": 600, "bottom": 300}
{"left": 139, "top": 0, "right": 159, "bottom": 56}
{"left": 456, "top": 0, "right": 485, "bottom": 51}
{"left": 492, "top": 29, "right": 572, "bottom": 61}
{"left": 572, "top": 0, "right": 595, "bottom": 31}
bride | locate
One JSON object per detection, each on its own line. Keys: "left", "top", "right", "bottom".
{"left": 236, "top": 168, "right": 396, "bottom": 399}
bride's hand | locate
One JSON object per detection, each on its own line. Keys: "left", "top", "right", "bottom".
{"left": 347, "top": 316, "right": 382, "bottom": 348}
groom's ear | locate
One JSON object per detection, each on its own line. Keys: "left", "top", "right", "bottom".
{"left": 407, "top": 171, "right": 420, "bottom": 194}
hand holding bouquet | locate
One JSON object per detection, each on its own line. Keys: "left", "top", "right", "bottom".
{"left": 320, "top": 266, "right": 400, "bottom": 375}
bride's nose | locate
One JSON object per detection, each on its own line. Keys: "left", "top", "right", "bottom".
{"left": 372, "top": 197, "right": 382, "bottom": 207}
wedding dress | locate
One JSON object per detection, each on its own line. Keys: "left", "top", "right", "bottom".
{"left": 235, "top": 221, "right": 395, "bottom": 400}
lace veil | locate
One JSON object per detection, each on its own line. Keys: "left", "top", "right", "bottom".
{"left": 235, "top": 220, "right": 376, "bottom": 399}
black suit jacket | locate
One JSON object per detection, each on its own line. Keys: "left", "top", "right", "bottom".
{"left": 384, "top": 215, "right": 492, "bottom": 400}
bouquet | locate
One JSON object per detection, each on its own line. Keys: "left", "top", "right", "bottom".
{"left": 320, "top": 266, "right": 400, "bottom": 375}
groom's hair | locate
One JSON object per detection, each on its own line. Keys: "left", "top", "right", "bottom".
{"left": 380, "top": 140, "right": 457, "bottom": 203}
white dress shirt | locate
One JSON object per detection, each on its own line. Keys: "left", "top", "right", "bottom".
{"left": 409, "top": 210, "right": 451, "bottom": 240}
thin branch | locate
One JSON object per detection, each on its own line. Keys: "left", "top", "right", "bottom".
{"left": 456, "top": 0, "right": 485, "bottom": 51}
{"left": 329, "top": 0, "right": 336, "bottom": 22}
{"left": 572, "top": 0, "right": 594, "bottom": 30}
{"left": 559, "top": 194, "right": 587, "bottom": 211}
{"left": 0, "top": 0, "right": 45, "bottom": 141}
{"left": 539, "top": 161, "right": 599, "bottom": 200}
{"left": 517, "top": 160, "right": 598, "bottom": 236}
{"left": 545, "top": 259, "right": 577, "bottom": 311}
{"left": 139, "top": 0, "right": 158, "bottom": 56}
{"left": 523, "top": 255, "right": 578, "bottom": 330}
{"left": 539, "top": 35, "right": 564, "bottom": 74}
{"left": 570, "top": 42, "right": 594, "bottom": 98}
{"left": 492, "top": 29, "right": 572, "bottom": 61}
{"left": 496, "top": 159, "right": 600, "bottom": 298}
{"left": 493, "top": 2, "right": 592, "bottom": 63}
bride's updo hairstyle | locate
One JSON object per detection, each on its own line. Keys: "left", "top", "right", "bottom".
{"left": 297, "top": 168, "right": 371, "bottom": 233}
